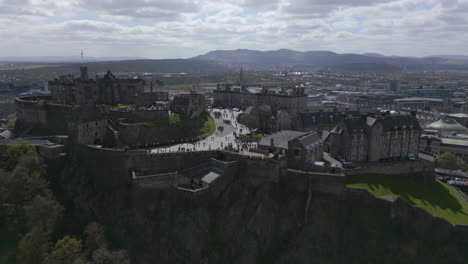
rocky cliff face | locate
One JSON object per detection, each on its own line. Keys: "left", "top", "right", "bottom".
{"left": 54, "top": 152, "right": 468, "bottom": 264}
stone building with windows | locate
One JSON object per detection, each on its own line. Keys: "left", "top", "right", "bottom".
{"left": 170, "top": 92, "right": 205, "bottom": 118}
{"left": 214, "top": 84, "right": 307, "bottom": 131}
{"left": 420, "top": 135, "right": 468, "bottom": 163}
{"left": 328, "top": 113, "right": 422, "bottom": 162}
{"left": 49, "top": 67, "right": 146, "bottom": 106}
{"left": 288, "top": 132, "right": 324, "bottom": 169}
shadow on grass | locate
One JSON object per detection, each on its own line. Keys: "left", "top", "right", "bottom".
{"left": 346, "top": 174, "right": 467, "bottom": 215}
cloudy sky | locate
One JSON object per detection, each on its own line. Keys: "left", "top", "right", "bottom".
{"left": 0, "top": 0, "right": 467, "bottom": 58}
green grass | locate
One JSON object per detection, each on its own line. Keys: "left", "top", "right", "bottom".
{"left": 113, "top": 104, "right": 135, "bottom": 111}
{"left": 6, "top": 114, "right": 15, "bottom": 129}
{"left": 168, "top": 114, "right": 187, "bottom": 125}
{"left": 129, "top": 113, "right": 215, "bottom": 138}
{"left": 251, "top": 133, "right": 266, "bottom": 138}
{"left": 199, "top": 115, "right": 215, "bottom": 137}
{"left": 0, "top": 64, "right": 62, "bottom": 70}
{"left": 346, "top": 174, "right": 468, "bottom": 225}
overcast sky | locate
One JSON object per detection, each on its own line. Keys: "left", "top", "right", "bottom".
{"left": 0, "top": 0, "right": 467, "bottom": 58}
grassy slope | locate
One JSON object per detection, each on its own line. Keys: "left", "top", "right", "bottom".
{"left": 346, "top": 174, "right": 468, "bottom": 225}
{"left": 199, "top": 115, "right": 215, "bottom": 137}
{"left": 137, "top": 113, "right": 215, "bottom": 138}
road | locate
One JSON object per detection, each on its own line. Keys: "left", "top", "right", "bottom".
{"left": 150, "top": 108, "right": 257, "bottom": 154}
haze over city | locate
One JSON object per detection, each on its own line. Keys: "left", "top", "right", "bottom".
{"left": 1, "top": 0, "right": 468, "bottom": 58}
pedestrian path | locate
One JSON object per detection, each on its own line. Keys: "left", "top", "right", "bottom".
{"left": 149, "top": 108, "right": 257, "bottom": 154}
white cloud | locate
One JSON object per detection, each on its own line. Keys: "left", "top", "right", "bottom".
{"left": 0, "top": 0, "right": 467, "bottom": 57}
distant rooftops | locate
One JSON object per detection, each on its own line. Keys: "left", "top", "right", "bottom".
{"left": 448, "top": 113, "right": 468, "bottom": 119}
{"left": 215, "top": 83, "right": 306, "bottom": 96}
{"left": 426, "top": 119, "right": 468, "bottom": 133}
{"left": 394, "top": 97, "right": 444, "bottom": 103}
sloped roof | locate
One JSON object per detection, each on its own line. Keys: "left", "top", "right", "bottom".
{"left": 448, "top": 113, "right": 468, "bottom": 119}
{"left": 258, "top": 130, "right": 307, "bottom": 150}
{"left": 427, "top": 119, "right": 468, "bottom": 133}
{"left": 300, "top": 111, "right": 360, "bottom": 129}
{"left": 441, "top": 138, "right": 468, "bottom": 147}
{"left": 374, "top": 115, "right": 421, "bottom": 131}
{"left": 343, "top": 117, "right": 366, "bottom": 133}
{"left": 297, "top": 132, "right": 321, "bottom": 147}
{"left": 103, "top": 70, "right": 116, "bottom": 81}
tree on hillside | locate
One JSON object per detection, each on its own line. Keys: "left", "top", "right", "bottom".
{"left": 84, "top": 222, "right": 108, "bottom": 254}
{"left": 44, "top": 236, "right": 83, "bottom": 264}
{"left": 91, "top": 248, "right": 130, "bottom": 264}
{"left": 0, "top": 142, "right": 36, "bottom": 172}
{"left": 24, "top": 195, "right": 64, "bottom": 232}
{"left": 17, "top": 227, "right": 50, "bottom": 264}
{"left": 438, "top": 152, "right": 465, "bottom": 170}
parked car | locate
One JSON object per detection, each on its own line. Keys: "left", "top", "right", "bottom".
{"left": 408, "top": 154, "right": 416, "bottom": 161}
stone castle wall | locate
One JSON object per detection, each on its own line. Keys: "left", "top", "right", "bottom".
{"left": 283, "top": 169, "right": 346, "bottom": 195}
{"left": 125, "top": 150, "right": 219, "bottom": 175}
{"left": 136, "top": 92, "right": 169, "bottom": 107}
{"left": 344, "top": 159, "right": 435, "bottom": 185}
{"left": 15, "top": 96, "right": 73, "bottom": 134}
{"left": 70, "top": 119, "right": 110, "bottom": 145}
{"left": 133, "top": 172, "right": 186, "bottom": 189}
{"left": 213, "top": 91, "right": 307, "bottom": 115}
{"left": 72, "top": 145, "right": 468, "bottom": 237}
{"left": 74, "top": 145, "right": 128, "bottom": 189}
{"left": 110, "top": 109, "right": 168, "bottom": 123}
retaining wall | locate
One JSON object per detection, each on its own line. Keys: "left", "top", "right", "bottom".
{"left": 345, "top": 159, "right": 435, "bottom": 185}
{"left": 283, "top": 169, "right": 346, "bottom": 195}
{"left": 15, "top": 96, "right": 72, "bottom": 134}
{"left": 110, "top": 109, "right": 168, "bottom": 123}
{"left": 344, "top": 188, "right": 468, "bottom": 237}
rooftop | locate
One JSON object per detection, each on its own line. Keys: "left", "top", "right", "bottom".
{"left": 441, "top": 138, "right": 468, "bottom": 147}
{"left": 448, "top": 113, "right": 468, "bottom": 119}
{"left": 427, "top": 119, "right": 468, "bottom": 133}
{"left": 258, "top": 130, "right": 307, "bottom": 150}
{"left": 394, "top": 97, "right": 443, "bottom": 102}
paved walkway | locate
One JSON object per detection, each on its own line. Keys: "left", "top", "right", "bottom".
{"left": 149, "top": 108, "right": 258, "bottom": 154}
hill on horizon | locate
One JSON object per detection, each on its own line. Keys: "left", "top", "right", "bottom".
{"left": 5, "top": 59, "right": 231, "bottom": 73}
{"left": 191, "top": 49, "right": 468, "bottom": 71}
{"left": 3, "top": 49, "right": 468, "bottom": 73}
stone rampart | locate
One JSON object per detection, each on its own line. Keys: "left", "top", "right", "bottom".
{"left": 125, "top": 150, "right": 219, "bottom": 175}
{"left": 74, "top": 145, "right": 128, "bottom": 189}
{"left": 133, "top": 172, "right": 186, "bottom": 189}
{"left": 15, "top": 96, "right": 72, "bottom": 134}
{"left": 284, "top": 169, "right": 346, "bottom": 195}
{"left": 117, "top": 117, "right": 203, "bottom": 148}
{"left": 110, "top": 109, "right": 168, "bottom": 123}
{"left": 344, "top": 159, "right": 435, "bottom": 185}
{"left": 136, "top": 92, "right": 168, "bottom": 107}
{"left": 343, "top": 188, "right": 468, "bottom": 237}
